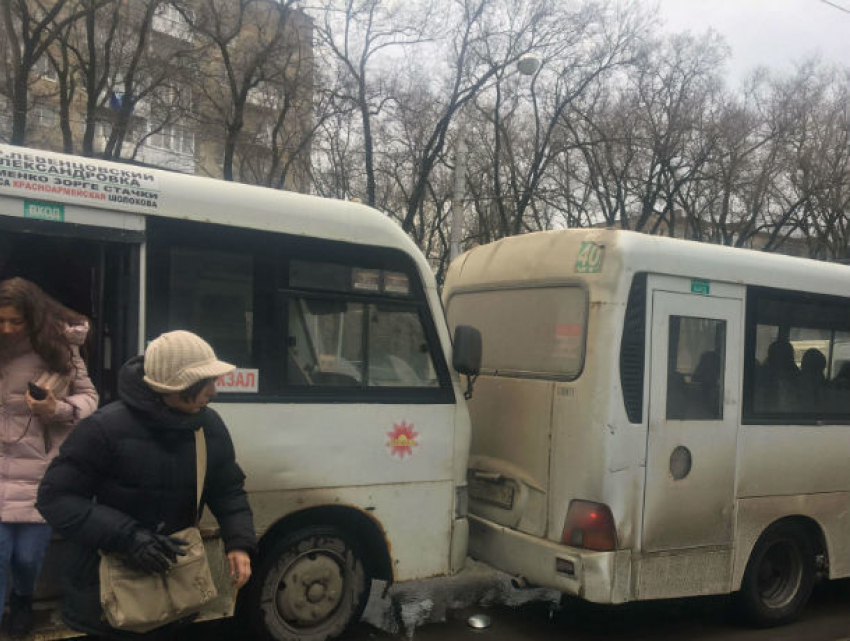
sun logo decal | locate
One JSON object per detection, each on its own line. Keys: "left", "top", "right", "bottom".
{"left": 386, "top": 421, "right": 419, "bottom": 459}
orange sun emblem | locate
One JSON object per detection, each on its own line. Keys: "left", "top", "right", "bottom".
{"left": 386, "top": 421, "right": 418, "bottom": 459}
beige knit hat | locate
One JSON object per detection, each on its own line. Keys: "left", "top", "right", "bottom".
{"left": 143, "top": 330, "right": 235, "bottom": 394}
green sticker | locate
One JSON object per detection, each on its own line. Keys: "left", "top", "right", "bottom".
{"left": 691, "top": 279, "right": 710, "bottom": 295}
{"left": 575, "top": 241, "right": 604, "bottom": 273}
{"left": 24, "top": 200, "right": 64, "bottom": 222}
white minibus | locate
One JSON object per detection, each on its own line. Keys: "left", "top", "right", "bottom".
{"left": 0, "top": 144, "right": 478, "bottom": 640}
{"left": 443, "top": 228, "right": 850, "bottom": 626}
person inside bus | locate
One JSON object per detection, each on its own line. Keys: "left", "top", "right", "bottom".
{"left": 756, "top": 339, "right": 800, "bottom": 412}
{"left": 36, "top": 330, "right": 256, "bottom": 641}
{"left": 799, "top": 348, "right": 827, "bottom": 411}
{"left": 0, "top": 277, "right": 98, "bottom": 638}
{"left": 690, "top": 350, "right": 722, "bottom": 419}
{"left": 832, "top": 362, "right": 850, "bottom": 388}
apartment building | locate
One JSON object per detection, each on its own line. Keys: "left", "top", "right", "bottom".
{"left": 0, "top": 1, "right": 313, "bottom": 192}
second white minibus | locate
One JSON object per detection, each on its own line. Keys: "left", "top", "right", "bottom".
{"left": 443, "top": 228, "right": 850, "bottom": 626}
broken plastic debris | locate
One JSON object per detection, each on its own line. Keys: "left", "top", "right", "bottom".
{"left": 467, "top": 613, "right": 491, "bottom": 629}
{"left": 360, "top": 559, "right": 560, "bottom": 638}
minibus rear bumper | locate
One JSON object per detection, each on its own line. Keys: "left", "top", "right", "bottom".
{"left": 469, "top": 514, "right": 630, "bottom": 604}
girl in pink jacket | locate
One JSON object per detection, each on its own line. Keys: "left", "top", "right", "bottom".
{"left": 0, "top": 278, "right": 98, "bottom": 638}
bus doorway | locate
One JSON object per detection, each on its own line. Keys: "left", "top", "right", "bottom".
{"left": 0, "top": 229, "right": 140, "bottom": 405}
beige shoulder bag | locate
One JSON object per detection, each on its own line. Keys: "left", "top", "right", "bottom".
{"left": 99, "top": 428, "right": 218, "bottom": 633}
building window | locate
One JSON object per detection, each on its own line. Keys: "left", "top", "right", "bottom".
{"left": 148, "top": 121, "right": 194, "bottom": 155}
{"left": 33, "top": 56, "right": 57, "bottom": 81}
{"left": 34, "top": 104, "right": 57, "bottom": 128}
{"left": 153, "top": 4, "right": 193, "bottom": 40}
{"left": 156, "top": 3, "right": 183, "bottom": 22}
{"left": 0, "top": 95, "right": 10, "bottom": 137}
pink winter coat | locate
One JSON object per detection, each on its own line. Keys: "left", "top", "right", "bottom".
{"left": 0, "top": 322, "right": 98, "bottom": 522}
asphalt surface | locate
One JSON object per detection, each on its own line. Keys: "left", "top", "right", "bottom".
{"left": 179, "top": 577, "right": 850, "bottom": 640}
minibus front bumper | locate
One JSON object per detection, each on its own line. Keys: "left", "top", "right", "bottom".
{"left": 469, "top": 514, "right": 631, "bottom": 604}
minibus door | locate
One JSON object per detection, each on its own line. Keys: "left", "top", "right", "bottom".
{"left": 0, "top": 227, "right": 140, "bottom": 405}
{"left": 643, "top": 289, "right": 742, "bottom": 553}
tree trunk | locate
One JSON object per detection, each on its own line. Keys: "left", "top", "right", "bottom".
{"left": 223, "top": 106, "right": 244, "bottom": 181}
{"left": 10, "top": 71, "right": 29, "bottom": 145}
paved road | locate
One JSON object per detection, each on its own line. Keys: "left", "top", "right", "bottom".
{"left": 182, "top": 577, "right": 850, "bottom": 640}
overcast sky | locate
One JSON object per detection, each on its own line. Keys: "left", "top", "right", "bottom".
{"left": 654, "top": 0, "right": 850, "bottom": 82}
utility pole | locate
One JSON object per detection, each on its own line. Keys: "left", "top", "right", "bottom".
{"left": 450, "top": 135, "right": 468, "bottom": 262}
{"left": 448, "top": 55, "right": 540, "bottom": 263}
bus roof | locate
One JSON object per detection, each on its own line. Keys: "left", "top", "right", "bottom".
{"left": 446, "top": 229, "right": 850, "bottom": 298}
{"left": 0, "top": 144, "right": 419, "bottom": 259}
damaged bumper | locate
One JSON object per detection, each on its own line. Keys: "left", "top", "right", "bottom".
{"left": 468, "top": 514, "right": 631, "bottom": 604}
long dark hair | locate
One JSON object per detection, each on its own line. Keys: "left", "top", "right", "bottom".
{"left": 0, "top": 278, "right": 88, "bottom": 374}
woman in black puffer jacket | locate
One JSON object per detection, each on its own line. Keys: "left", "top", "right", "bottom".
{"left": 36, "top": 331, "right": 257, "bottom": 640}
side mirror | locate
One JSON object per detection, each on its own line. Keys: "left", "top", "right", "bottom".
{"left": 453, "top": 325, "right": 481, "bottom": 400}
{"left": 453, "top": 325, "right": 482, "bottom": 375}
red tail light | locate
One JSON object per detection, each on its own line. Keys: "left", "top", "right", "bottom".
{"left": 561, "top": 500, "right": 618, "bottom": 551}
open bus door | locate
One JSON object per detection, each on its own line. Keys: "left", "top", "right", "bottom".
{"left": 0, "top": 221, "right": 141, "bottom": 404}
{"left": 0, "top": 218, "right": 141, "bottom": 633}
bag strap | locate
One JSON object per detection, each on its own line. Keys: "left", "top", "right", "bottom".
{"left": 194, "top": 428, "right": 207, "bottom": 525}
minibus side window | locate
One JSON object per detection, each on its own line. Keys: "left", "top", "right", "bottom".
{"left": 367, "top": 305, "right": 438, "bottom": 387}
{"left": 666, "top": 316, "right": 726, "bottom": 421}
{"left": 148, "top": 218, "right": 454, "bottom": 402}
{"left": 284, "top": 295, "right": 439, "bottom": 389}
{"left": 167, "top": 247, "right": 254, "bottom": 368}
{"left": 743, "top": 287, "right": 850, "bottom": 423}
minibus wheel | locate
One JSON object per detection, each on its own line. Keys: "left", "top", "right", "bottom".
{"left": 736, "top": 521, "right": 815, "bottom": 627}
{"left": 246, "top": 525, "right": 367, "bottom": 641}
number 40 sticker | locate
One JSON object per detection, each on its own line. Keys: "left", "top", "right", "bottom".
{"left": 575, "top": 241, "right": 604, "bottom": 273}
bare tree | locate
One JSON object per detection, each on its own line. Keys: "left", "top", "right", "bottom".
{"left": 564, "top": 31, "right": 728, "bottom": 235}
{"left": 0, "top": 0, "right": 95, "bottom": 145}
{"left": 235, "top": 14, "right": 320, "bottom": 190}
{"left": 180, "top": 0, "right": 298, "bottom": 181}
{"left": 465, "top": 0, "right": 652, "bottom": 243}
{"left": 312, "top": 0, "right": 432, "bottom": 206}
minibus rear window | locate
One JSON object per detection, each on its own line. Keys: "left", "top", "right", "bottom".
{"left": 447, "top": 286, "right": 587, "bottom": 379}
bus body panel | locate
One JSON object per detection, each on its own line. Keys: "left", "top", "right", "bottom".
{"left": 737, "top": 425, "right": 850, "bottom": 497}
{"left": 232, "top": 482, "right": 455, "bottom": 581}
{"left": 219, "top": 404, "right": 458, "bottom": 491}
{"left": 733, "top": 493, "right": 850, "bottom": 587}
{"left": 217, "top": 401, "right": 466, "bottom": 580}
{"left": 466, "top": 377, "right": 555, "bottom": 537}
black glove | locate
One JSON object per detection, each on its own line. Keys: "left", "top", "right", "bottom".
{"left": 125, "top": 530, "right": 189, "bottom": 574}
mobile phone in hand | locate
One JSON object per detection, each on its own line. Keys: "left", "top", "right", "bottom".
{"left": 28, "top": 382, "right": 47, "bottom": 400}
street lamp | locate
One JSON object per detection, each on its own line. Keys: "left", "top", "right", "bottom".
{"left": 450, "top": 54, "right": 540, "bottom": 262}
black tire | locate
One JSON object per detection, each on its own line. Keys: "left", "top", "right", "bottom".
{"left": 245, "top": 526, "right": 368, "bottom": 641}
{"left": 736, "top": 521, "right": 815, "bottom": 627}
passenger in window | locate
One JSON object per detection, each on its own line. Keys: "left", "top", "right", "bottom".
{"left": 799, "top": 348, "right": 827, "bottom": 411}
{"left": 829, "top": 362, "right": 850, "bottom": 413}
{"left": 832, "top": 363, "right": 850, "bottom": 389}
{"left": 37, "top": 331, "right": 256, "bottom": 641}
{"left": 0, "top": 278, "right": 98, "bottom": 638}
{"left": 666, "top": 369, "right": 689, "bottom": 419}
{"left": 759, "top": 340, "right": 800, "bottom": 412}
{"left": 691, "top": 350, "right": 721, "bottom": 419}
